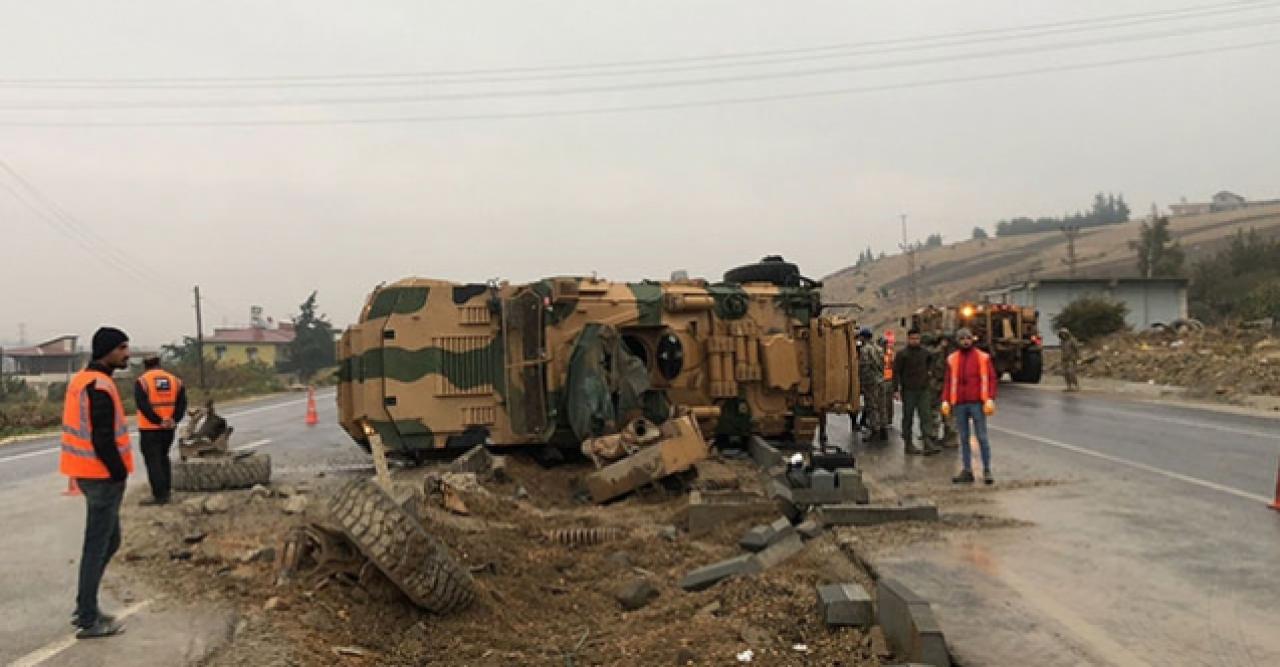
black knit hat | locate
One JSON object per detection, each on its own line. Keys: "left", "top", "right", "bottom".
{"left": 91, "top": 327, "right": 129, "bottom": 360}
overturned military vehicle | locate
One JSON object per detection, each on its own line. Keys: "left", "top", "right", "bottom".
{"left": 336, "top": 256, "right": 859, "bottom": 461}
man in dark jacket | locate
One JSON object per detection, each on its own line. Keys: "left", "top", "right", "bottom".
{"left": 894, "top": 328, "right": 939, "bottom": 456}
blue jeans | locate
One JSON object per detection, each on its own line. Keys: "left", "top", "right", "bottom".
{"left": 75, "top": 478, "right": 124, "bottom": 626}
{"left": 954, "top": 403, "right": 991, "bottom": 473}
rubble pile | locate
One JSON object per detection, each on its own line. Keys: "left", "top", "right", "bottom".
{"left": 1052, "top": 328, "right": 1280, "bottom": 398}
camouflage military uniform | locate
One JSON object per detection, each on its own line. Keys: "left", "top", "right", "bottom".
{"left": 927, "top": 339, "right": 958, "bottom": 446}
{"left": 1060, "top": 329, "right": 1081, "bottom": 392}
{"left": 858, "top": 342, "right": 887, "bottom": 435}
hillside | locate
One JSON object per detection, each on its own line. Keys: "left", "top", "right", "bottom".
{"left": 822, "top": 202, "right": 1280, "bottom": 332}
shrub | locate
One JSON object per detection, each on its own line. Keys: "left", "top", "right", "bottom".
{"left": 1052, "top": 296, "right": 1129, "bottom": 342}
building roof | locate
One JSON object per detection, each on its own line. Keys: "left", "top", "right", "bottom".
{"left": 205, "top": 327, "right": 295, "bottom": 345}
{"left": 983, "top": 277, "right": 1189, "bottom": 294}
{"left": 3, "top": 335, "right": 80, "bottom": 358}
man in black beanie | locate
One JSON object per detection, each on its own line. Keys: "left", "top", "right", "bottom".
{"left": 60, "top": 326, "right": 133, "bottom": 639}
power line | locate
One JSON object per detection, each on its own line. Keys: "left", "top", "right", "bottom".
{"left": 0, "top": 0, "right": 1272, "bottom": 88}
{"left": 2, "top": 16, "right": 1276, "bottom": 112}
{"left": 0, "top": 37, "right": 1273, "bottom": 128}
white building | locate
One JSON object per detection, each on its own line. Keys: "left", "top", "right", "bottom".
{"left": 980, "top": 278, "right": 1189, "bottom": 347}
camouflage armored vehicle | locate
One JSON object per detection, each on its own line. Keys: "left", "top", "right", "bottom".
{"left": 336, "top": 256, "right": 860, "bottom": 460}
{"left": 907, "top": 302, "right": 1043, "bottom": 382}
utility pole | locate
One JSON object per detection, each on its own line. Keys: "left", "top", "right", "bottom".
{"left": 17, "top": 323, "right": 26, "bottom": 346}
{"left": 194, "top": 285, "right": 206, "bottom": 390}
{"left": 898, "top": 213, "right": 918, "bottom": 310}
{"left": 1060, "top": 225, "right": 1081, "bottom": 277}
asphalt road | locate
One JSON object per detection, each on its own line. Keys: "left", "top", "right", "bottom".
{"left": 848, "top": 384, "right": 1280, "bottom": 667}
{"left": 0, "top": 389, "right": 351, "bottom": 667}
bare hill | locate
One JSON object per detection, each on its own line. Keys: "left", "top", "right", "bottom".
{"left": 822, "top": 202, "right": 1280, "bottom": 331}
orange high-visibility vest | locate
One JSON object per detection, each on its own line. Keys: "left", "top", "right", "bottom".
{"left": 944, "top": 349, "right": 995, "bottom": 405}
{"left": 136, "top": 368, "right": 182, "bottom": 430}
{"left": 60, "top": 369, "right": 134, "bottom": 479}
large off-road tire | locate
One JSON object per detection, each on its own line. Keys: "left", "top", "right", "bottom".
{"left": 171, "top": 453, "right": 271, "bottom": 491}
{"left": 329, "top": 478, "right": 475, "bottom": 614}
{"left": 1013, "top": 349, "right": 1043, "bottom": 383}
{"left": 723, "top": 256, "right": 802, "bottom": 287}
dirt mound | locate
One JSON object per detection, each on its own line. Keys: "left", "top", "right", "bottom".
{"left": 119, "top": 455, "right": 891, "bottom": 666}
{"left": 1051, "top": 327, "right": 1280, "bottom": 399}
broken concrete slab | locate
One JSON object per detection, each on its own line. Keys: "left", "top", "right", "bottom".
{"left": 816, "top": 583, "right": 873, "bottom": 628}
{"left": 739, "top": 516, "right": 795, "bottom": 552}
{"left": 796, "top": 518, "right": 825, "bottom": 540}
{"left": 816, "top": 500, "right": 939, "bottom": 527}
{"left": 449, "top": 444, "right": 494, "bottom": 475}
{"left": 877, "top": 578, "right": 951, "bottom": 667}
{"left": 747, "top": 435, "right": 784, "bottom": 469}
{"left": 679, "top": 554, "right": 763, "bottom": 591}
{"left": 766, "top": 480, "right": 804, "bottom": 522}
{"left": 749, "top": 532, "right": 805, "bottom": 570}
{"left": 687, "top": 490, "right": 777, "bottom": 536}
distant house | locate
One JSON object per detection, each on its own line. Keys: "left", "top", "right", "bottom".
{"left": 204, "top": 322, "right": 295, "bottom": 368}
{"left": 1170, "top": 190, "right": 1251, "bottom": 217}
{"left": 1, "top": 335, "right": 84, "bottom": 378}
{"left": 981, "top": 278, "right": 1189, "bottom": 347}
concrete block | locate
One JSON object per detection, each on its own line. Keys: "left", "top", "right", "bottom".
{"left": 796, "top": 518, "right": 825, "bottom": 540}
{"left": 679, "top": 554, "right": 763, "bottom": 591}
{"left": 766, "top": 480, "right": 803, "bottom": 522}
{"left": 749, "top": 532, "right": 805, "bottom": 570}
{"left": 740, "top": 517, "right": 796, "bottom": 552}
{"left": 449, "top": 445, "right": 493, "bottom": 475}
{"left": 811, "top": 469, "right": 837, "bottom": 492}
{"left": 816, "top": 501, "right": 939, "bottom": 527}
{"left": 747, "top": 435, "right": 784, "bottom": 469}
{"left": 687, "top": 491, "right": 777, "bottom": 536}
{"left": 877, "top": 578, "right": 951, "bottom": 667}
{"left": 837, "top": 468, "right": 871, "bottom": 504}
{"left": 816, "top": 583, "right": 873, "bottom": 628}
{"left": 810, "top": 448, "right": 855, "bottom": 471}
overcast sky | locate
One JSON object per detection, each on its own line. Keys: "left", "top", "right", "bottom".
{"left": 1, "top": 0, "right": 1277, "bottom": 346}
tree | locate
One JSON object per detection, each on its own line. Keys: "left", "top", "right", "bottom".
{"left": 924, "top": 233, "right": 943, "bottom": 248}
{"left": 1052, "top": 296, "right": 1129, "bottom": 342}
{"left": 161, "top": 336, "right": 203, "bottom": 367}
{"left": 1129, "top": 217, "right": 1184, "bottom": 277}
{"left": 290, "top": 291, "right": 336, "bottom": 382}
{"left": 972, "top": 226, "right": 989, "bottom": 240}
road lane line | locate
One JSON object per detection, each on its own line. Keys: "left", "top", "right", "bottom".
{"left": 232, "top": 438, "right": 271, "bottom": 452}
{"left": 9, "top": 599, "right": 154, "bottom": 667}
{"left": 1006, "top": 398, "right": 1280, "bottom": 441}
{"left": 0, "top": 389, "right": 332, "bottom": 467}
{"left": 990, "top": 424, "right": 1272, "bottom": 504}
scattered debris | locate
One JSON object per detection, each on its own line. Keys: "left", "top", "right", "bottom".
{"left": 440, "top": 484, "right": 470, "bottom": 516}
{"left": 263, "top": 596, "right": 287, "bottom": 611}
{"left": 817, "top": 583, "right": 873, "bottom": 628}
{"left": 282, "top": 495, "right": 308, "bottom": 515}
{"left": 739, "top": 517, "right": 795, "bottom": 552}
{"left": 332, "top": 645, "right": 370, "bottom": 658}
{"left": 203, "top": 495, "right": 231, "bottom": 514}
{"left": 817, "top": 500, "right": 939, "bottom": 527}
{"left": 657, "top": 525, "right": 679, "bottom": 542}
{"left": 583, "top": 415, "right": 711, "bottom": 504}
{"left": 182, "top": 531, "right": 208, "bottom": 544}
{"left": 680, "top": 554, "right": 762, "bottom": 591}
{"left": 613, "top": 577, "right": 659, "bottom": 611}
{"left": 877, "top": 578, "right": 951, "bottom": 667}
{"left": 548, "top": 526, "right": 624, "bottom": 547}
{"left": 250, "top": 484, "right": 272, "bottom": 499}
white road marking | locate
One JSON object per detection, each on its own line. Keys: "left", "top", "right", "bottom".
{"left": 0, "top": 389, "right": 327, "bottom": 467}
{"left": 990, "top": 424, "right": 1273, "bottom": 505}
{"left": 9, "top": 599, "right": 154, "bottom": 667}
{"left": 232, "top": 438, "right": 271, "bottom": 452}
{"left": 1072, "top": 403, "right": 1280, "bottom": 441}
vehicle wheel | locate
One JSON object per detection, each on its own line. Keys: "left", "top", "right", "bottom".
{"left": 1014, "top": 349, "right": 1043, "bottom": 383}
{"left": 723, "top": 256, "right": 801, "bottom": 286}
{"left": 328, "top": 478, "right": 475, "bottom": 614}
{"left": 171, "top": 452, "right": 271, "bottom": 491}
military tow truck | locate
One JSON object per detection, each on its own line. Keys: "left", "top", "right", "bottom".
{"left": 906, "top": 303, "right": 1043, "bottom": 383}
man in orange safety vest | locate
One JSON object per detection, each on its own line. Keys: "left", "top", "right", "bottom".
{"left": 941, "top": 327, "right": 999, "bottom": 485}
{"left": 61, "top": 327, "right": 134, "bottom": 639}
{"left": 134, "top": 355, "right": 187, "bottom": 506}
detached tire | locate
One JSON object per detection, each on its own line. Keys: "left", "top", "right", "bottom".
{"left": 171, "top": 453, "right": 271, "bottom": 491}
{"left": 329, "top": 479, "right": 475, "bottom": 614}
{"left": 1014, "top": 349, "right": 1043, "bottom": 383}
{"left": 723, "top": 256, "right": 801, "bottom": 287}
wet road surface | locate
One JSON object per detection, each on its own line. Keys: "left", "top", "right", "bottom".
{"left": 843, "top": 384, "right": 1280, "bottom": 666}
{"left": 0, "top": 389, "right": 351, "bottom": 666}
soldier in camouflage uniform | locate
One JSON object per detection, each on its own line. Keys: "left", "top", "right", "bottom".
{"left": 857, "top": 328, "right": 889, "bottom": 441}
{"left": 1059, "top": 327, "right": 1081, "bottom": 392}
{"left": 926, "top": 333, "right": 958, "bottom": 447}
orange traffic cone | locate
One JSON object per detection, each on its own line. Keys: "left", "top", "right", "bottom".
{"left": 305, "top": 386, "right": 318, "bottom": 426}
{"left": 62, "top": 478, "right": 81, "bottom": 496}
{"left": 1270, "top": 456, "right": 1280, "bottom": 512}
